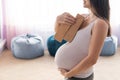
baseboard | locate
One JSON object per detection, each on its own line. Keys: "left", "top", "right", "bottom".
{"left": 0, "top": 39, "right": 6, "bottom": 54}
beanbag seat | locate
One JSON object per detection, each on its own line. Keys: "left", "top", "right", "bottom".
{"left": 47, "top": 35, "right": 66, "bottom": 56}
{"left": 11, "top": 34, "right": 44, "bottom": 59}
{"left": 47, "top": 35, "right": 118, "bottom": 56}
{"left": 100, "top": 36, "right": 118, "bottom": 56}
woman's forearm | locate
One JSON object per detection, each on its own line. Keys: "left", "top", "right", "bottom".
{"left": 54, "top": 22, "right": 59, "bottom": 32}
{"left": 66, "top": 56, "right": 96, "bottom": 78}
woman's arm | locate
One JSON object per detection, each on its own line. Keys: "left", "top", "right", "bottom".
{"left": 60, "top": 19, "right": 109, "bottom": 78}
{"left": 54, "top": 21, "right": 60, "bottom": 33}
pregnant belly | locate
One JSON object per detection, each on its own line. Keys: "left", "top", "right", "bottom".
{"left": 54, "top": 43, "right": 87, "bottom": 70}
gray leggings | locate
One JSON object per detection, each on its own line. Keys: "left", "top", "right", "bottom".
{"left": 65, "top": 73, "right": 94, "bottom": 80}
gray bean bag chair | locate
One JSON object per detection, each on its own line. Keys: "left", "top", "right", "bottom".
{"left": 11, "top": 34, "right": 44, "bottom": 59}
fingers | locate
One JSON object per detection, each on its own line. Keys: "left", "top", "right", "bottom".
{"left": 62, "top": 12, "right": 76, "bottom": 24}
{"left": 58, "top": 68, "right": 69, "bottom": 78}
{"left": 56, "top": 12, "right": 76, "bottom": 25}
{"left": 58, "top": 68, "right": 67, "bottom": 76}
{"left": 58, "top": 68, "right": 68, "bottom": 73}
{"left": 64, "top": 15, "right": 76, "bottom": 24}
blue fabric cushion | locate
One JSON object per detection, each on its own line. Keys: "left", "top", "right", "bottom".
{"left": 47, "top": 35, "right": 66, "bottom": 56}
{"left": 47, "top": 35, "right": 117, "bottom": 56}
{"left": 100, "top": 36, "right": 118, "bottom": 56}
{"left": 11, "top": 34, "right": 44, "bottom": 59}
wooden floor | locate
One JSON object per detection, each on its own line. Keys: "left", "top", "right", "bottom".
{"left": 0, "top": 48, "right": 120, "bottom": 80}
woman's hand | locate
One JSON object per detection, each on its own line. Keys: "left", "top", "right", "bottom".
{"left": 56, "top": 12, "right": 76, "bottom": 25}
{"left": 58, "top": 68, "right": 72, "bottom": 78}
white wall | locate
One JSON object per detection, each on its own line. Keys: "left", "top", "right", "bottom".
{"left": 2, "top": 0, "right": 120, "bottom": 48}
{"left": 110, "top": 0, "right": 120, "bottom": 46}
{"left": 0, "top": 0, "right": 2, "bottom": 38}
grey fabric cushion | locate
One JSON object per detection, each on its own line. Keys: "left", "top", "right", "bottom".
{"left": 11, "top": 34, "right": 44, "bottom": 59}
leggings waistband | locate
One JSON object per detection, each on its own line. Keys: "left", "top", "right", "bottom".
{"left": 66, "top": 73, "right": 94, "bottom": 80}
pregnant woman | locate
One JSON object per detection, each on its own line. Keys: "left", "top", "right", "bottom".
{"left": 54, "top": 0, "right": 111, "bottom": 80}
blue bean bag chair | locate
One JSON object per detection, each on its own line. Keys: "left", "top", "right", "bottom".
{"left": 47, "top": 35, "right": 66, "bottom": 56}
{"left": 100, "top": 36, "right": 118, "bottom": 56}
{"left": 47, "top": 35, "right": 118, "bottom": 57}
{"left": 11, "top": 34, "right": 44, "bottom": 59}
